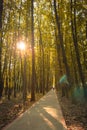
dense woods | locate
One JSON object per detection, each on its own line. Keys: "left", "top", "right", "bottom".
{"left": 0, "top": 0, "right": 87, "bottom": 104}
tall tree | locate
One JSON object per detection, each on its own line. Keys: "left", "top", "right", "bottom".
{"left": 0, "top": 0, "right": 4, "bottom": 99}
{"left": 31, "top": 0, "right": 35, "bottom": 101}
{"left": 53, "top": 0, "right": 71, "bottom": 86}
{"left": 70, "top": 0, "right": 85, "bottom": 87}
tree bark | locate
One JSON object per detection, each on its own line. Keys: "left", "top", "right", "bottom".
{"left": 53, "top": 0, "right": 71, "bottom": 86}
{"left": 31, "top": 0, "right": 35, "bottom": 101}
{"left": 86, "top": 20, "right": 87, "bottom": 39}
{"left": 70, "top": 0, "right": 85, "bottom": 87}
{"left": 0, "top": 0, "right": 4, "bottom": 99}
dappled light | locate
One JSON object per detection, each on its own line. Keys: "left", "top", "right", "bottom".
{"left": 43, "top": 107, "right": 58, "bottom": 119}
{"left": 3, "top": 90, "right": 67, "bottom": 130}
{"left": 40, "top": 113, "right": 56, "bottom": 130}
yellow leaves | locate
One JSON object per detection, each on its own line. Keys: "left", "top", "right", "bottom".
{"left": 83, "top": 5, "right": 87, "bottom": 9}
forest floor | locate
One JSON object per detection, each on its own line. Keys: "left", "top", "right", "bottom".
{"left": 57, "top": 91, "right": 87, "bottom": 130}
{"left": 0, "top": 93, "right": 43, "bottom": 130}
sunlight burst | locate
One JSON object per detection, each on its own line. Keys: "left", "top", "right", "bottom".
{"left": 17, "top": 41, "right": 26, "bottom": 51}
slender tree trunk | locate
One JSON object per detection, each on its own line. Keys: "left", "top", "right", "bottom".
{"left": 23, "top": 55, "right": 27, "bottom": 104}
{"left": 37, "top": 13, "right": 45, "bottom": 94}
{"left": 13, "top": 29, "right": 17, "bottom": 98}
{"left": 39, "top": 45, "right": 43, "bottom": 93}
{"left": 31, "top": 0, "right": 35, "bottom": 101}
{"left": 0, "top": 0, "right": 4, "bottom": 99}
{"left": 86, "top": 20, "right": 87, "bottom": 39}
{"left": 70, "top": 0, "right": 85, "bottom": 87}
{"left": 71, "top": 49, "right": 78, "bottom": 85}
{"left": 55, "top": 29, "right": 62, "bottom": 76}
{"left": 41, "top": 42, "right": 45, "bottom": 94}
{"left": 8, "top": 54, "right": 12, "bottom": 100}
{"left": 53, "top": 0, "right": 71, "bottom": 86}
{"left": 46, "top": 51, "right": 50, "bottom": 92}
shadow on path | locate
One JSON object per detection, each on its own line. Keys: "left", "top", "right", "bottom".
{"left": 3, "top": 90, "right": 67, "bottom": 130}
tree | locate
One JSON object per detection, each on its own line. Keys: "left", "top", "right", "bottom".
{"left": 53, "top": 0, "right": 71, "bottom": 87}
{"left": 70, "top": 0, "right": 87, "bottom": 99}
{"left": 31, "top": 0, "right": 35, "bottom": 101}
{"left": 0, "top": 0, "right": 4, "bottom": 99}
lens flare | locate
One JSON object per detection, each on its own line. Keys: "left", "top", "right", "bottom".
{"left": 17, "top": 41, "right": 26, "bottom": 51}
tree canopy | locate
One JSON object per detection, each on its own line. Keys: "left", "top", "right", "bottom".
{"left": 0, "top": 0, "right": 87, "bottom": 102}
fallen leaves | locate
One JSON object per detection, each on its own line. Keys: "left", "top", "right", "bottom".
{"left": 57, "top": 91, "right": 87, "bottom": 130}
{"left": 0, "top": 93, "right": 43, "bottom": 130}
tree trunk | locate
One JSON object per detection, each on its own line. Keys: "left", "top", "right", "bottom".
{"left": 53, "top": 0, "right": 71, "bottom": 86}
{"left": 23, "top": 55, "right": 27, "bottom": 104}
{"left": 0, "top": 0, "right": 4, "bottom": 99}
{"left": 8, "top": 54, "right": 12, "bottom": 100}
{"left": 37, "top": 13, "right": 45, "bottom": 94}
{"left": 31, "top": 0, "right": 35, "bottom": 101}
{"left": 86, "top": 20, "right": 87, "bottom": 39}
{"left": 46, "top": 51, "right": 50, "bottom": 92}
{"left": 70, "top": 0, "right": 85, "bottom": 87}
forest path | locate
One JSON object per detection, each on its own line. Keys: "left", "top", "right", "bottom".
{"left": 3, "top": 90, "right": 67, "bottom": 130}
